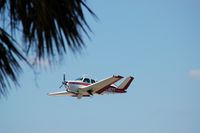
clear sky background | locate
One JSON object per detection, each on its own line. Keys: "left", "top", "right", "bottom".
{"left": 1, "top": 0, "right": 200, "bottom": 133}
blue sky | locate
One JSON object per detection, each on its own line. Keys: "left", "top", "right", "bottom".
{"left": 1, "top": 0, "right": 200, "bottom": 133}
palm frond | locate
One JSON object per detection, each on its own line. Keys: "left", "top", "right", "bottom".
{"left": 8, "top": 0, "right": 96, "bottom": 59}
{"left": 0, "top": 0, "right": 96, "bottom": 97}
{"left": 0, "top": 28, "right": 28, "bottom": 97}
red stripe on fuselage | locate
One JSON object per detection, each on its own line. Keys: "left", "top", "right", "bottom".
{"left": 68, "top": 82, "right": 90, "bottom": 86}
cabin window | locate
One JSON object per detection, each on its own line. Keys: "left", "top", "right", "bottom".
{"left": 91, "top": 79, "right": 95, "bottom": 84}
{"left": 83, "top": 78, "right": 90, "bottom": 83}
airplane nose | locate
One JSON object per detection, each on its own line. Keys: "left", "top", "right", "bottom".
{"left": 66, "top": 82, "right": 70, "bottom": 88}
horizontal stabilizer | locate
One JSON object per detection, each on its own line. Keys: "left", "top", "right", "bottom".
{"left": 118, "top": 76, "right": 134, "bottom": 90}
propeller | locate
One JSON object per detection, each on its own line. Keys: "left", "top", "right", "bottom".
{"left": 59, "top": 74, "right": 66, "bottom": 88}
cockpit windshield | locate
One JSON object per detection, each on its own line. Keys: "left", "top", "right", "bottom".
{"left": 75, "top": 77, "right": 83, "bottom": 81}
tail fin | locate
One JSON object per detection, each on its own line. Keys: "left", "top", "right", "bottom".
{"left": 118, "top": 76, "right": 134, "bottom": 90}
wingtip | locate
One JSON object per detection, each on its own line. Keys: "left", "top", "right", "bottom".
{"left": 113, "top": 75, "right": 124, "bottom": 79}
{"left": 47, "top": 93, "right": 52, "bottom": 96}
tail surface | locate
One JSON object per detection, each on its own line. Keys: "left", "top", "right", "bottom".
{"left": 118, "top": 76, "right": 134, "bottom": 91}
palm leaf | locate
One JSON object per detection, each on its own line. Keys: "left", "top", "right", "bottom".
{"left": 0, "top": 0, "right": 96, "bottom": 97}
{"left": 0, "top": 28, "right": 28, "bottom": 97}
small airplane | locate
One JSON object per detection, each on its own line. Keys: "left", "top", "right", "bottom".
{"left": 48, "top": 75, "right": 134, "bottom": 99}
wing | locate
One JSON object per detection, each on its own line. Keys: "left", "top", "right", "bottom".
{"left": 48, "top": 91, "right": 75, "bottom": 96}
{"left": 79, "top": 75, "right": 123, "bottom": 94}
